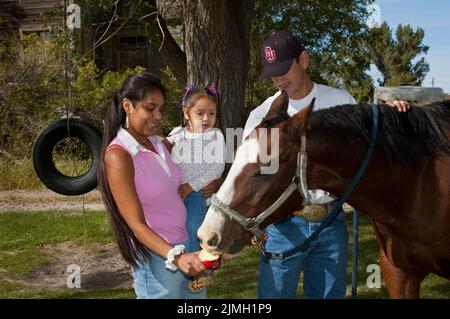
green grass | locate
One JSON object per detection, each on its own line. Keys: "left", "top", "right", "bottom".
{"left": 0, "top": 211, "right": 448, "bottom": 298}
{"left": 0, "top": 210, "right": 132, "bottom": 299}
{"left": 211, "top": 215, "right": 450, "bottom": 299}
{"left": 345, "top": 216, "right": 450, "bottom": 298}
{"left": 0, "top": 281, "right": 134, "bottom": 299}
{"left": 0, "top": 158, "right": 43, "bottom": 190}
{"left": 0, "top": 158, "right": 92, "bottom": 190}
{"left": 0, "top": 210, "right": 114, "bottom": 295}
{"left": 0, "top": 210, "right": 113, "bottom": 252}
{"left": 208, "top": 246, "right": 260, "bottom": 298}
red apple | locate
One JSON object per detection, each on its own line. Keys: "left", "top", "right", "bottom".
{"left": 199, "top": 250, "right": 222, "bottom": 270}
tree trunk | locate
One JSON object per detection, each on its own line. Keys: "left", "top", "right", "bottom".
{"left": 183, "top": 0, "right": 254, "bottom": 129}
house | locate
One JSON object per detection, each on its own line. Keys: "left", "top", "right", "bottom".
{"left": 14, "top": 0, "right": 63, "bottom": 37}
{"left": 0, "top": 0, "right": 182, "bottom": 73}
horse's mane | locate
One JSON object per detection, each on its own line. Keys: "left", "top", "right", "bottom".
{"left": 308, "top": 101, "right": 450, "bottom": 167}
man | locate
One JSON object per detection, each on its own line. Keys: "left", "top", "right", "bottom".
{"left": 243, "top": 31, "right": 408, "bottom": 299}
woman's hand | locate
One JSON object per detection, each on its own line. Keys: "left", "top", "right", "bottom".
{"left": 174, "top": 252, "right": 206, "bottom": 276}
{"left": 201, "top": 177, "right": 224, "bottom": 198}
{"left": 178, "top": 183, "right": 194, "bottom": 200}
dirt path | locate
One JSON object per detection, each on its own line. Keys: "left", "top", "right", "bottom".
{"left": 0, "top": 189, "right": 133, "bottom": 293}
{"left": 3, "top": 242, "right": 133, "bottom": 291}
{"left": 0, "top": 189, "right": 105, "bottom": 213}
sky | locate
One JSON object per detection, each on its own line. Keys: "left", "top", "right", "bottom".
{"left": 368, "top": 0, "right": 450, "bottom": 93}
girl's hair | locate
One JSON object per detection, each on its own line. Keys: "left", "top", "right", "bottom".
{"left": 97, "top": 71, "right": 167, "bottom": 267}
{"left": 180, "top": 85, "right": 222, "bottom": 129}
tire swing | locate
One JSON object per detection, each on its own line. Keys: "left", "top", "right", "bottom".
{"left": 33, "top": 118, "right": 102, "bottom": 196}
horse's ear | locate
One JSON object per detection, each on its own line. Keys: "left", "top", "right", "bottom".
{"left": 290, "top": 97, "right": 316, "bottom": 138}
{"left": 267, "top": 90, "right": 289, "bottom": 115}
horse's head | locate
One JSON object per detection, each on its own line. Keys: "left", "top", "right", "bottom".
{"left": 198, "top": 91, "right": 315, "bottom": 255}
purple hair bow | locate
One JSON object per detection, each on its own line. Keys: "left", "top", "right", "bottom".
{"left": 181, "top": 85, "right": 218, "bottom": 107}
{"left": 206, "top": 86, "right": 218, "bottom": 96}
{"left": 181, "top": 85, "right": 195, "bottom": 107}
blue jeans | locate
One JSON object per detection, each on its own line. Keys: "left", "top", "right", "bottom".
{"left": 184, "top": 192, "right": 208, "bottom": 252}
{"left": 131, "top": 243, "right": 206, "bottom": 299}
{"left": 258, "top": 212, "right": 348, "bottom": 299}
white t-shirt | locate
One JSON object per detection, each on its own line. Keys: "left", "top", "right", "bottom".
{"left": 243, "top": 83, "right": 356, "bottom": 204}
{"left": 167, "top": 127, "right": 226, "bottom": 192}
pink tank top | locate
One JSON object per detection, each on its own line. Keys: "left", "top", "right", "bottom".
{"left": 107, "top": 128, "right": 188, "bottom": 244}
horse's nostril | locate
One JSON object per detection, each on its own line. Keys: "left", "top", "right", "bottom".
{"left": 206, "top": 232, "right": 220, "bottom": 247}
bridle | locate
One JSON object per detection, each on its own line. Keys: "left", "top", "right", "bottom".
{"left": 209, "top": 134, "right": 311, "bottom": 241}
{"left": 209, "top": 103, "right": 379, "bottom": 254}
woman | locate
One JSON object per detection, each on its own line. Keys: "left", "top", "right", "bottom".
{"left": 97, "top": 72, "right": 206, "bottom": 299}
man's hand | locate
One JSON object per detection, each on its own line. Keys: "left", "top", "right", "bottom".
{"left": 201, "top": 177, "right": 224, "bottom": 198}
{"left": 385, "top": 100, "right": 410, "bottom": 112}
{"left": 178, "top": 183, "right": 194, "bottom": 200}
{"left": 250, "top": 233, "right": 269, "bottom": 246}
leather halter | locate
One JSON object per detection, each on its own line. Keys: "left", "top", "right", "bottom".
{"left": 209, "top": 134, "right": 310, "bottom": 241}
{"left": 209, "top": 104, "right": 379, "bottom": 254}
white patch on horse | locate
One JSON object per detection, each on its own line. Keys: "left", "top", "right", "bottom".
{"left": 217, "top": 137, "right": 259, "bottom": 204}
{"left": 198, "top": 136, "right": 260, "bottom": 242}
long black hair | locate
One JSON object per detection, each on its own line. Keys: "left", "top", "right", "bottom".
{"left": 97, "top": 72, "right": 167, "bottom": 267}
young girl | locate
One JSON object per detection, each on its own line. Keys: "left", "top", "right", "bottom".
{"left": 97, "top": 72, "right": 206, "bottom": 299}
{"left": 167, "top": 85, "right": 226, "bottom": 253}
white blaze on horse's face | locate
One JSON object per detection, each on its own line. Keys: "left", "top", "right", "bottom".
{"left": 198, "top": 134, "right": 262, "bottom": 253}
{"left": 197, "top": 128, "right": 279, "bottom": 255}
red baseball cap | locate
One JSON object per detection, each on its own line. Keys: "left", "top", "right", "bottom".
{"left": 259, "top": 31, "right": 304, "bottom": 80}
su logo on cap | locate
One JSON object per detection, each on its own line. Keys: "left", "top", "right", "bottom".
{"left": 264, "top": 46, "right": 276, "bottom": 63}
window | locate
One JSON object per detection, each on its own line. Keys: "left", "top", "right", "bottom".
{"left": 119, "top": 36, "right": 147, "bottom": 46}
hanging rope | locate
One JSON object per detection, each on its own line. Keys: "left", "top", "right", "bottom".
{"left": 64, "top": 0, "right": 87, "bottom": 283}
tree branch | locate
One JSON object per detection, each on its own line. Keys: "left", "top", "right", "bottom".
{"left": 154, "top": 12, "right": 187, "bottom": 85}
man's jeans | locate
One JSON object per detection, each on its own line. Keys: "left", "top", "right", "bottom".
{"left": 258, "top": 213, "right": 348, "bottom": 299}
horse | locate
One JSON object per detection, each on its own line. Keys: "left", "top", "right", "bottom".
{"left": 198, "top": 91, "right": 450, "bottom": 298}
